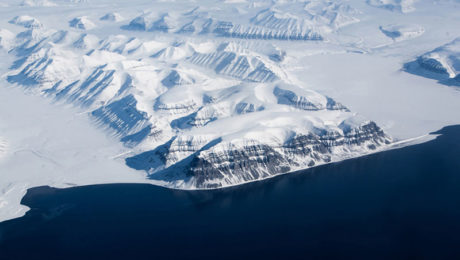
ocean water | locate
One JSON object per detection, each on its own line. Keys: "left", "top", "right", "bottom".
{"left": 1, "top": 126, "right": 460, "bottom": 259}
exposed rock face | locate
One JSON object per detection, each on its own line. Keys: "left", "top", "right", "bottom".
{"left": 100, "top": 12, "right": 124, "bottom": 22}
{"left": 188, "top": 143, "right": 290, "bottom": 189}
{"left": 127, "top": 121, "right": 390, "bottom": 189}
{"left": 91, "top": 94, "right": 150, "bottom": 137}
{"left": 274, "top": 86, "right": 349, "bottom": 111}
{"left": 69, "top": 16, "right": 96, "bottom": 30}
{"left": 404, "top": 37, "right": 460, "bottom": 86}
{"left": 417, "top": 56, "right": 449, "bottom": 75}
{"left": 9, "top": 16, "right": 43, "bottom": 29}
{"left": 188, "top": 50, "right": 278, "bottom": 83}
{"left": 123, "top": 1, "right": 359, "bottom": 41}
{"left": 3, "top": 0, "right": 393, "bottom": 190}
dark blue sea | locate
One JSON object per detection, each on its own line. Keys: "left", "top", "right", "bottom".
{"left": 1, "top": 125, "right": 460, "bottom": 259}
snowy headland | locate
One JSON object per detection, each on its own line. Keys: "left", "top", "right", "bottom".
{"left": 0, "top": 0, "right": 460, "bottom": 222}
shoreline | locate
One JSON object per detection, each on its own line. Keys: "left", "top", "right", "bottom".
{"left": 0, "top": 129, "right": 440, "bottom": 223}
{"left": 2, "top": 124, "right": 460, "bottom": 259}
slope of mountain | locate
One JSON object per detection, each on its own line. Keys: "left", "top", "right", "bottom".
{"left": 1, "top": 0, "right": 392, "bottom": 189}
{"left": 404, "top": 38, "right": 460, "bottom": 86}
{"left": 123, "top": 0, "right": 359, "bottom": 41}
{"left": 100, "top": 12, "right": 124, "bottom": 22}
{"left": 69, "top": 16, "right": 96, "bottom": 30}
{"left": 9, "top": 15, "right": 43, "bottom": 29}
{"left": 1, "top": 0, "right": 460, "bottom": 222}
{"left": 379, "top": 24, "right": 424, "bottom": 41}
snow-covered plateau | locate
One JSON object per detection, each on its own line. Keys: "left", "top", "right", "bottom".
{"left": 0, "top": 0, "right": 460, "bottom": 222}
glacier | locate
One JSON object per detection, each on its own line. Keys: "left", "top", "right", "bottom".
{"left": 0, "top": 0, "right": 460, "bottom": 221}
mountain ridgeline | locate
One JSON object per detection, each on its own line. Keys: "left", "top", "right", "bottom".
{"left": 2, "top": 0, "right": 392, "bottom": 189}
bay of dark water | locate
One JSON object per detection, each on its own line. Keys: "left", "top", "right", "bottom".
{"left": 1, "top": 126, "right": 460, "bottom": 259}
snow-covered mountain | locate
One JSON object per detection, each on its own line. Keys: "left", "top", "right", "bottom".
{"left": 1, "top": 0, "right": 460, "bottom": 221}
{"left": 2, "top": 1, "right": 392, "bottom": 189}
{"left": 404, "top": 38, "right": 460, "bottom": 86}
{"left": 123, "top": 0, "right": 359, "bottom": 41}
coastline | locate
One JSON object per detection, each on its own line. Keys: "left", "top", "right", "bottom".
{"left": 0, "top": 128, "right": 439, "bottom": 223}
{"left": 2, "top": 125, "right": 460, "bottom": 259}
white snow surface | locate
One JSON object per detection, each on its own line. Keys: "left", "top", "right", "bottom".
{"left": 379, "top": 24, "right": 424, "bottom": 41}
{"left": 0, "top": 138, "right": 6, "bottom": 159}
{"left": 0, "top": 0, "right": 459, "bottom": 222}
{"left": 404, "top": 37, "right": 460, "bottom": 82}
{"left": 9, "top": 15, "right": 43, "bottom": 28}
{"left": 100, "top": 12, "right": 124, "bottom": 22}
{"left": 69, "top": 16, "right": 96, "bottom": 30}
{"left": 20, "top": 0, "right": 57, "bottom": 7}
{"left": 367, "top": 0, "right": 417, "bottom": 13}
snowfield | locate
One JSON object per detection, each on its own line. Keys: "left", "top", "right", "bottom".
{"left": 0, "top": 0, "right": 460, "bottom": 222}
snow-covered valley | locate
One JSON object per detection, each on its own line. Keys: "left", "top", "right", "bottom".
{"left": 0, "top": 0, "right": 460, "bottom": 222}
